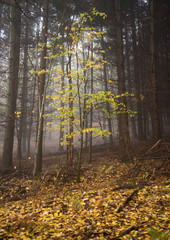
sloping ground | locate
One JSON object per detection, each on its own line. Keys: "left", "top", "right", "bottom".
{"left": 0, "top": 143, "right": 169, "bottom": 240}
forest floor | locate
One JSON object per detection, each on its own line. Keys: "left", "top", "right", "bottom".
{"left": 0, "top": 139, "right": 170, "bottom": 240}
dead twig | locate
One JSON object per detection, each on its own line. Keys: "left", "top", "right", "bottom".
{"left": 116, "top": 188, "right": 141, "bottom": 213}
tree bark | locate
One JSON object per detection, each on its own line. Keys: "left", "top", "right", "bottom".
{"left": 131, "top": 2, "right": 144, "bottom": 140}
{"left": 27, "top": 24, "right": 39, "bottom": 158}
{"left": 17, "top": 17, "right": 29, "bottom": 165}
{"left": 114, "top": 0, "right": 134, "bottom": 162}
{"left": 88, "top": 42, "right": 93, "bottom": 163}
{"left": 149, "top": 0, "right": 161, "bottom": 141}
{"left": 102, "top": 35, "right": 113, "bottom": 147}
{"left": 124, "top": 16, "right": 137, "bottom": 139}
{"left": 76, "top": 47, "right": 83, "bottom": 182}
{"left": 59, "top": 41, "right": 65, "bottom": 152}
{"left": 2, "top": 0, "right": 21, "bottom": 169}
{"left": 67, "top": 54, "right": 74, "bottom": 166}
{"left": 33, "top": 0, "right": 48, "bottom": 175}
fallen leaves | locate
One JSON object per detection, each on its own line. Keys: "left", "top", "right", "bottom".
{"left": 0, "top": 157, "right": 169, "bottom": 239}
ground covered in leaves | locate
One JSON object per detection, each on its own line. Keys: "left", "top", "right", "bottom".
{"left": 0, "top": 146, "right": 170, "bottom": 240}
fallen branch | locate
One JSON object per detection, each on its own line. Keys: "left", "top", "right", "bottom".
{"left": 144, "top": 139, "right": 161, "bottom": 156}
{"left": 116, "top": 188, "right": 141, "bottom": 213}
{"left": 84, "top": 222, "right": 146, "bottom": 240}
{"left": 110, "top": 224, "right": 140, "bottom": 239}
{"left": 0, "top": 170, "right": 20, "bottom": 185}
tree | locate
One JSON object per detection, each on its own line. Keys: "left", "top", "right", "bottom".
{"left": 66, "top": 51, "right": 74, "bottom": 167}
{"left": 33, "top": 0, "right": 48, "bottom": 175}
{"left": 59, "top": 33, "right": 65, "bottom": 152}
{"left": 124, "top": 9, "right": 137, "bottom": 139}
{"left": 149, "top": 0, "right": 161, "bottom": 141}
{"left": 17, "top": 14, "right": 29, "bottom": 168}
{"left": 2, "top": 0, "right": 21, "bottom": 169}
{"left": 130, "top": 0, "right": 144, "bottom": 140}
{"left": 101, "top": 33, "right": 114, "bottom": 147}
{"left": 114, "top": 0, "right": 134, "bottom": 161}
{"left": 88, "top": 42, "right": 94, "bottom": 163}
{"left": 45, "top": 9, "right": 120, "bottom": 182}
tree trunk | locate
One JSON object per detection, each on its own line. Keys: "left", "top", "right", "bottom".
{"left": 124, "top": 17, "right": 137, "bottom": 139}
{"left": 2, "top": 0, "right": 21, "bottom": 169}
{"left": 27, "top": 77, "right": 36, "bottom": 158}
{"left": 149, "top": 0, "right": 161, "bottom": 141}
{"left": 67, "top": 54, "right": 74, "bottom": 166}
{"left": 17, "top": 18, "right": 29, "bottom": 165}
{"left": 59, "top": 48, "right": 65, "bottom": 152}
{"left": 88, "top": 42, "right": 93, "bottom": 163}
{"left": 84, "top": 44, "right": 89, "bottom": 149}
{"left": 27, "top": 24, "right": 39, "bottom": 158}
{"left": 102, "top": 36, "right": 113, "bottom": 147}
{"left": 131, "top": 3, "right": 144, "bottom": 140}
{"left": 33, "top": 0, "right": 48, "bottom": 176}
{"left": 76, "top": 47, "right": 83, "bottom": 182}
{"left": 115, "top": 0, "right": 134, "bottom": 162}
{"left": 137, "top": 3, "right": 147, "bottom": 140}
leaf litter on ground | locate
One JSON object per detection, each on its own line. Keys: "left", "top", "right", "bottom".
{"left": 0, "top": 153, "right": 169, "bottom": 240}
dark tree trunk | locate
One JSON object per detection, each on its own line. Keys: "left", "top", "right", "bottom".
{"left": 67, "top": 54, "right": 74, "bottom": 166}
{"left": 102, "top": 35, "right": 113, "bottom": 147}
{"left": 88, "top": 42, "right": 93, "bottom": 163}
{"left": 115, "top": 0, "right": 134, "bottom": 162}
{"left": 27, "top": 78, "right": 36, "bottom": 158}
{"left": 59, "top": 51, "right": 65, "bottom": 152}
{"left": 124, "top": 16, "right": 137, "bottom": 139}
{"left": 33, "top": 0, "right": 48, "bottom": 175}
{"left": 136, "top": 3, "right": 147, "bottom": 140}
{"left": 27, "top": 25, "right": 39, "bottom": 158}
{"left": 17, "top": 18, "right": 29, "bottom": 165}
{"left": 149, "top": 0, "right": 161, "bottom": 141}
{"left": 2, "top": 0, "right": 21, "bottom": 169}
{"left": 131, "top": 2, "right": 144, "bottom": 140}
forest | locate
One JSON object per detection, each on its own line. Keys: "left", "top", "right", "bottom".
{"left": 0, "top": 0, "right": 169, "bottom": 239}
